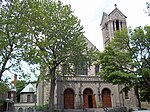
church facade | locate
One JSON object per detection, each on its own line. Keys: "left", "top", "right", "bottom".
{"left": 36, "top": 6, "right": 138, "bottom": 110}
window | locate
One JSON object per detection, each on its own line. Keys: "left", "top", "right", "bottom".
{"left": 120, "top": 21, "right": 122, "bottom": 29}
{"left": 27, "top": 94, "right": 31, "bottom": 102}
{"left": 95, "top": 65, "right": 99, "bottom": 75}
{"left": 34, "top": 94, "right": 36, "bottom": 103}
{"left": 105, "top": 23, "right": 108, "bottom": 30}
{"left": 125, "top": 91, "right": 129, "bottom": 99}
{"left": 75, "top": 63, "right": 88, "bottom": 75}
{"left": 11, "top": 93, "right": 14, "bottom": 100}
{"left": 20, "top": 96, "right": 23, "bottom": 102}
{"left": 113, "top": 21, "right": 115, "bottom": 31}
{"left": 116, "top": 20, "right": 119, "bottom": 30}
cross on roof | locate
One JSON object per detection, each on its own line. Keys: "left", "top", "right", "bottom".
{"left": 114, "top": 4, "right": 117, "bottom": 8}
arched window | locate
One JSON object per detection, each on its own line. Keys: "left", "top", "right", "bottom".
{"left": 18, "top": 108, "right": 23, "bottom": 112}
{"left": 116, "top": 20, "right": 119, "bottom": 30}
{"left": 75, "top": 62, "right": 88, "bottom": 75}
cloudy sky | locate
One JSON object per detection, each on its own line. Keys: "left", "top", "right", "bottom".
{"left": 61, "top": 0, "right": 150, "bottom": 51}
{"left": 4, "top": 0, "right": 150, "bottom": 81}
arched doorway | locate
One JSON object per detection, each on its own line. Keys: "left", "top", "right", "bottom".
{"left": 102, "top": 88, "right": 112, "bottom": 107}
{"left": 83, "top": 88, "right": 96, "bottom": 108}
{"left": 64, "top": 88, "right": 74, "bottom": 109}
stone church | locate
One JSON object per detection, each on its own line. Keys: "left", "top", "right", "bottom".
{"left": 36, "top": 5, "right": 138, "bottom": 110}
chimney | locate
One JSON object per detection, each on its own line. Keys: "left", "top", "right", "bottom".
{"left": 14, "top": 74, "right": 17, "bottom": 86}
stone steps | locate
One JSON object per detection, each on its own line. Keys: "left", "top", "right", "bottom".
{"left": 64, "top": 107, "right": 127, "bottom": 112}
{"left": 64, "top": 108, "right": 105, "bottom": 112}
{"left": 108, "top": 107, "right": 127, "bottom": 112}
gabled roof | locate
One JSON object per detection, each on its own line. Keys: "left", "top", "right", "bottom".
{"left": 85, "top": 37, "right": 99, "bottom": 51}
{"left": 100, "top": 6, "right": 127, "bottom": 26}
{"left": 100, "top": 12, "right": 108, "bottom": 26}
{"left": 108, "top": 7, "right": 127, "bottom": 18}
{"left": 20, "top": 83, "right": 36, "bottom": 93}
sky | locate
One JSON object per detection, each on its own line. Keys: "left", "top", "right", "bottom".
{"left": 61, "top": 0, "right": 150, "bottom": 51}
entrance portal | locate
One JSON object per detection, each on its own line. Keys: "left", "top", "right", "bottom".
{"left": 102, "top": 88, "right": 112, "bottom": 107}
{"left": 83, "top": 88, "right": 96, "bottom": 108}
{"left": 64, "top": 88, "right": 74, "bottom": 109}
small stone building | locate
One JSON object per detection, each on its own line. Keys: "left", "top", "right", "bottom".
{"left": 14, "top": 83, "right": 36, "bottom": 112}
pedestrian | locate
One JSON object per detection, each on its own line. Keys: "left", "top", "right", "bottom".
{"left": 104, "top": 107, "right": 108, "bottom": 112}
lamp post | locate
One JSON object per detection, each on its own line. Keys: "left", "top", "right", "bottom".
{"left": 5, "top": 98, "right": 13, "bottom": 112}
{"left": 5, "top": 98, "right": 10, "bottom": 112}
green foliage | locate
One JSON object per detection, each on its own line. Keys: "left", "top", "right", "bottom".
{"left": 22, "top": 0, "right": 92, "bottom": 71}
{"left": 35, "top": 104, "right": 48, "bottom": 111}
{"left": 98, "top": 29, "right": 136, "bottom": 86}
{"left": 1, "top": 0, "right": 95, "bottom": 110}
{"left": 97, "top": 26, "right": 150, "bottom": 102}
{"left": 0, "top": 0, "right": 30, "bottom": 80}
{"left": 140, "top": 86, "right": 150, "bottom": 102}
{"left": 20, "top": 0, "right": 95, "bottom": 81}
{"left": 15, "top": 80, "right": 25, "bottom": 102}
{"left": 18, "top": 0, "right": 95, "bottom": 111}
{"left": 0, "top": 81, "right": 8, "bottom": 105}
{"left": 0, "top": 81, "right": 8, "bottom": 94}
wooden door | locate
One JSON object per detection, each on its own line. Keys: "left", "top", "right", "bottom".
{"left": 84, "top": 95, "right": 88, "bottom": 108}
{"left": 83, "top": 88, "right": 95, "bottom": 108}
{"left": 92, "top": 95, "right": 96, "bottom": 108}
{"left": 64, "top": 89, "right": 74, "bottom": 109}
{"left": 102, "top": 88, "right": 112, "bottom": 107}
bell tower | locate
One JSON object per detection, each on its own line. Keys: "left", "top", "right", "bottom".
{"left": 100, "top": 4, "right": 127, "bottom": 48}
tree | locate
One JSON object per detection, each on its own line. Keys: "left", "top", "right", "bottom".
{"left": 22, "top": 0, "right": 95, "bottom": 111}
{"left": 140, "top": 85, "right": 150, "bottom": 102}
{"left": 97, "top": 29, "right": 136, "bottom": 86}
{"left": 15, "top": 80, "right": 25, "bottom": 102}
{"left": 131, "top": 26, "right": 150, "bottom": 90}
{"left": 97, "top": 26, "right": 150, "bottom": 107}
{"left": 0, "top": 0, "right": 28, "bottom": 81}
{"left": 0, "top": 81, "right": 8, "bottom": 105}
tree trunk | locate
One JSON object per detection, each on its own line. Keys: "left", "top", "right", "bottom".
{"left": 49, "top": 68, "right": 56, "bottom": 112}
{"left": 0, "top": 48, "right": 12, "bottom": 81}
{"left": 0, "top": 73, "right": 2, "bottom": 81}
{"left": 134, "top": 87, "right": 141, "bottom": 109}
